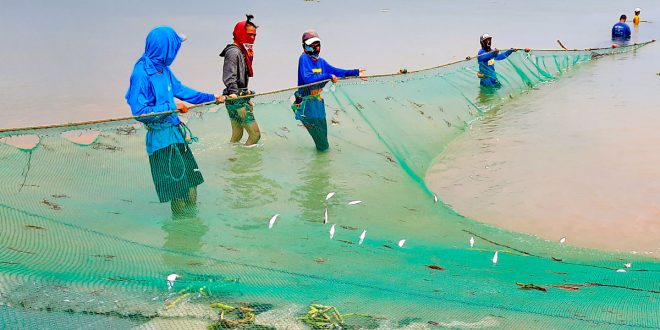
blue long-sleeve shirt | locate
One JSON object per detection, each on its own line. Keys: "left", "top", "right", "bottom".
{"left": 295, "top": 54, "right": 359, "bottom": 119}
{"left": 297, "top": 54, "right": 359, "bottom": 86}
{"left": 126, "top": 27, "right": 215, "bottom": 155}
{"left": 477, "top": 49, "right": 513, "bottom": 87}
{"left": 612, "top": 22, "right": 631, "bottom": 39}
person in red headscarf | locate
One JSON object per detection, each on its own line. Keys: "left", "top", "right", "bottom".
{"left": 220, "top": 14, "right": 260, "bottom": 145}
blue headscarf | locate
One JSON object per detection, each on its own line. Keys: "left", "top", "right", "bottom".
{"left": 140, "top": 26, "right": 183, "bottom": 75}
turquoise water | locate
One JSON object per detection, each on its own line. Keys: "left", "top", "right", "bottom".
{"left": 1, "top": 1, "right": 659, "bottom": 329}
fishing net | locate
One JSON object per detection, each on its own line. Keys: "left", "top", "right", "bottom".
{"left": 1, "top": 43, "right": 658, "bottom": 329}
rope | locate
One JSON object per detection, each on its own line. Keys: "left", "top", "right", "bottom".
{"left": 0, "top": 40, "right": 654, "bottom": 135}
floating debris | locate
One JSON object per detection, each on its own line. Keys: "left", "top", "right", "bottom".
{"left": 359, "top": 230, "right": 367, "bottom": 245}
{"left": 166, "top": 273, "right": 179, "bottom": 290}
{"left": 398, "top": 239, "right": 406, "bottom": 248}
{"left": 552, "top": 284, "right": 581, "bottom": 291}
{"left": 624, "top": 263, "right": 632, "bottom": 268}
{"left": 325, "top": 192, "right": 335, "bottom": 201}
{"left": 315, "top": 257, "right": 328, "bottom": 264}
{"left": 616, "top": 269, "right": 626, "bottom": 273}
{"left": 41, "top": 199, "right": 61, "bottom": 211}
{"left": 469, "top": 236, "right": 475, "bottom": 248}
{"left": 268, "top": 214, "right": 279, "bottom": 229}
{"left": 559, "top": 237, "right": 566, "bottom": 245}
{"left": 516, "top": 282, "right": 547, "bottom": 292}
{"left": 426, "top": 265, "right": 445, "bottom": 271}
{"left": 329, "top": 224, "right": 336, "bottom": 239}
{"left": 433, "top": 194, "right": 438, "bottom": 203}
{"left": 25, "top": 225, "right": 46, "bottom": 230}
{"left": 492, "top": 251, "right": 499, "bottom": 264}
{"left": 551, "top": 257, "right": 563, "bottom": 262}
{"left": 324, "top": 208, "right": 328, "bottom": 224}
{"left": 209, "top": 302, "right": 256, "bottom": 328}
{"left": 348, "top": 200, "right": 362, "bottom": 205}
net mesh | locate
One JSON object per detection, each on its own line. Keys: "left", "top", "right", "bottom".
{"left": 1, "top": 44, "right": 658, "bottom": 329}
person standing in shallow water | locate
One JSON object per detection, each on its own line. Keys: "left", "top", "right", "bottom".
{"left": 612, "top": 14, "right": 632, "bottom": 41}
{"left": 477, "top": 33, "right": 516, "bottom": 89}
{"left": 633, "top": 8, "right": 641, "bottom": 26}
{"left": 125, "top": 26, "right": 223, "bottom": 216}
{"left": 293, "top": 30, "right": 365, "bottom": 152}
{"left": 221, "top": 15, "right": 261, "bottom": 146}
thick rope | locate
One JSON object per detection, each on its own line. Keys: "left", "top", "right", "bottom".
{"left": 0, "top": 40, "right": 653, "bottom": 134}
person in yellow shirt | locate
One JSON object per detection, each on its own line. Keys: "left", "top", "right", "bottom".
{"left": 633, "top": 8, "right": 641, "bottom": 25}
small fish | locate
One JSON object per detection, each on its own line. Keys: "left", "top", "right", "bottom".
{"left": 616, "top": 269, "right": 626, "bottom": 273}
{"left": 469, "top": 236, "right": 475, "bottom": 248}
{"left": 348, "top": 200, "right": 363, "bottom": 205}
{"left": 325, "top": 192, "right": 335, "bottom": 201}
{"left": 268, "top": 214, "right": 279, "bottom": 229}
{"left": 433, "top": 194, "right": 438, "bottom": 203}
{"left": 492, "top": 251, "right": 499, "bottom": 264}
{"left": 359, "top": 230, "right": 367, "bottom": 245}
{"left": 167, "top": 273, "right": 180, "bottom": 290}
{"left": 398, "top": 239, "right": 406, "bottom": 248}
{"left": 559, "top": 237, "right": 566, "bottom": 245}
{"left": 324, "top": 208, "right": 328, "bottom": 224}
{"left": 624, "top": 263, "right": 632, "bottom": 268}
{"left": 329, "top": 224, "right": 336, "bottom": 239}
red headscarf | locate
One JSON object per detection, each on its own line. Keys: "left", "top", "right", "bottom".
{"left": 233, "top": 19, "right": 255, "bottom": 77}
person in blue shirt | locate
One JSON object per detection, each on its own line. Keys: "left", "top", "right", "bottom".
{"left": 612, "top": 14, "right": 632, "bottom": 41}
{"left": 477, "top": 33, "right": 516, "bottom": 88}
{"left": 293, "top": 30, "right": 365, "bottom": 152}
{"left": 125, "top": 26, "right": 223, "bottom": 215}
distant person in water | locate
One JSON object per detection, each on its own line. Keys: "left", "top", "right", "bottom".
{"left": 612, "top": 15, "right": 631, "bottom": 40}
{"left": 477, "top": 33, "right": 516, "bottom": 88}
{"left": 221, "top": 14, "right": 261, "bottom": 146}
{"left": 292, "top": 30, "right": 365, "bottom": 152}
{"left": 633, "top": 8, "right": 641, "bottom": 26}
{"left": 125, "top": 26, "right": 223, "bottom": 215}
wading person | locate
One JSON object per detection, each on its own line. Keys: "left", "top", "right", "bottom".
{"left": 126, "top": 26, "right": 223, "bottom": 216}
{"left": 292, "top": 30, "right": 365, "bottom": 152}
{"left": 221, "top": 14, "right": 261, "bottom": 146}
{"left": 633, "top": 8, "right": 641, "bottom": 26}
{"left": 477, "top": 33, "right": 516, "bottom": 89}
{"left": 612, "top": 14, "right": 631, "bottom": 40}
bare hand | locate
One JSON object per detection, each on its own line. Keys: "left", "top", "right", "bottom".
{"left": 215, "top": 94, "right": 225, "bottom": 104}
{"left": 359, "top": 69, "right": 367, "bottom": 81}
{"left": 227, "top": 94, "right": 238, "bottom": 99}
{"left": 331, "top": 74, "right": 339, "bottom": 83}
{"left": 176, "top": 103, "right": 189, "bottom": 113}
{"left": 524, "top": 48, "right": 531, "bottom": 52}
{"left": 493, "top": 48, "right": 500, "bottom": 55}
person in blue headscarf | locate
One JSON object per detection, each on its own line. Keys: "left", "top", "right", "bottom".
{"left": 126, "top": 26, "right": 223, "bottom": 215}
{"left": 477, "top": 33, "right": 516, "bottom": 88}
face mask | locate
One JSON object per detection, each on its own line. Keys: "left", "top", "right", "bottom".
{"left": 304, "top": 42, "right": 321, "bottom": 59}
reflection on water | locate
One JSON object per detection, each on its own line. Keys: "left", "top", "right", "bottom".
{"left": 223, "top": 145, "right": 280, "bottom": 209}
{"left": 162, "top": 214, "right": 209, "bottom": 270}
{"left": 291, "top": 152, "right": 334, "bottom": 224}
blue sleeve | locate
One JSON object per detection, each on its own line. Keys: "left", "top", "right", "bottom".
{"left": 324, "top": 60, "right": 359, "bottom": 78}
{"left": 625, "top": 24, "right": 632, "bottom": 37}
{"left": 126, "top": 74, "right": 171, "bottom": 122}
{"left": 299, "top": 56, "right": 332, "bottom": 85}
{"left": 170, "top": 71, "right": 215, "bottom": 104}
{"left": 478, "top": 49, "right": 496, "bottom": 62}
{"left": 495, "top": 49, "right": 513, "bottom": 60}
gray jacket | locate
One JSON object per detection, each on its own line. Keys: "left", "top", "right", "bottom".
{"left": 220, "top": 44, "right": 249, "bottom": 95}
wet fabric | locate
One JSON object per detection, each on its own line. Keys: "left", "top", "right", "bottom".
{"left": 125, "top": 26, "right": 215, "bottom": 155}
{"left": 225, "top": 99, "right": 256, "bottom": 125}
{"left": 478, "top": 49, "right": 513, "bottom": 87}
{"left": 148, "top": 142, "right": 204, "bottom": 202}
{"left": 301, "top": 117, "right": 329, "bottom": 151}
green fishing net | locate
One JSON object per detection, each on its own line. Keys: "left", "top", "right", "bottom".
{"left": 0, "top": 43, "right": 658, "bottom": 329}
